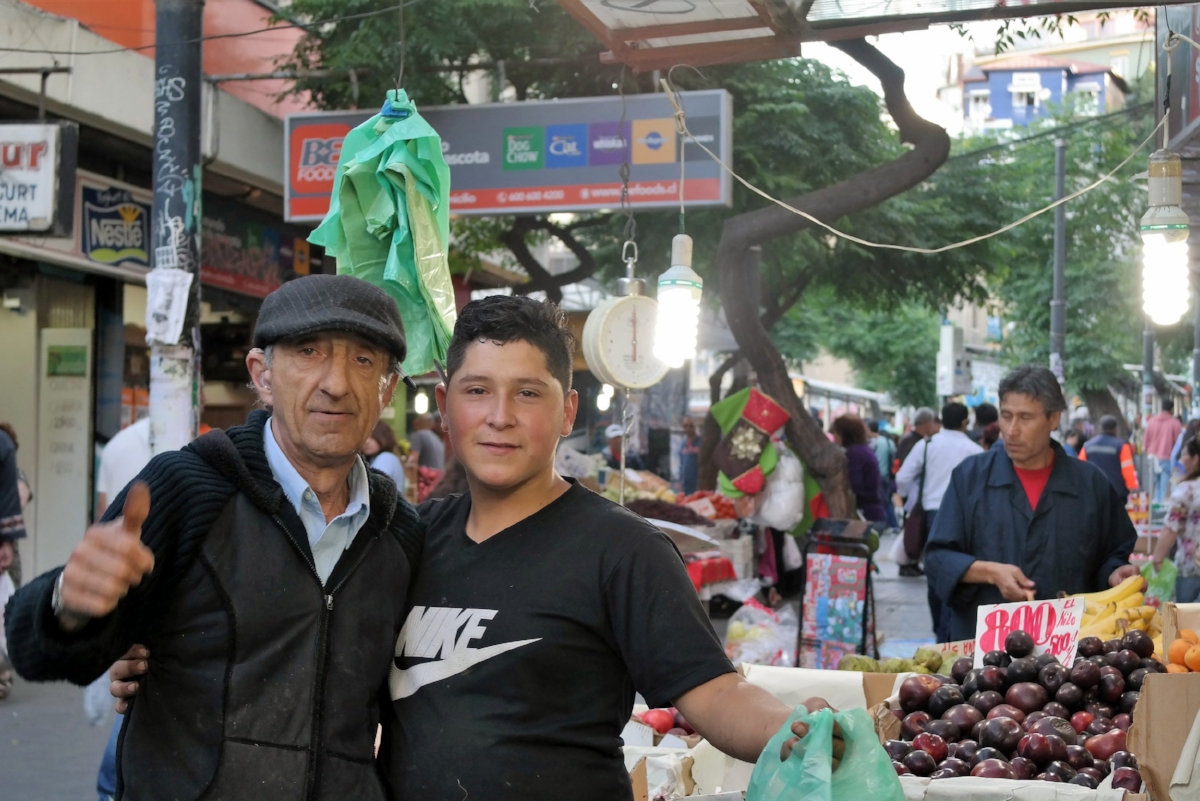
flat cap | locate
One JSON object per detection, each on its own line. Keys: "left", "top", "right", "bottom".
{"left": 253, "top": 274, "right": 407, "bottom": 364}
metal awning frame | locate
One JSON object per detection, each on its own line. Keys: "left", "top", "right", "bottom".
{"left": 556, "top": 1, "right": 1190, "bottom": 71}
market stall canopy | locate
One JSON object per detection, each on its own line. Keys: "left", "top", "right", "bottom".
{"left": 556, "top": 0, "right": 1194, "bottom": 70}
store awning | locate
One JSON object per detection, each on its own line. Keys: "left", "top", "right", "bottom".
{"left": 556, "top": 1, "right": 1191, "bottom": 70}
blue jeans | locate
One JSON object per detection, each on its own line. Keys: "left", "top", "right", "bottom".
{"left": 1155, "top": 457, "right": 1173, "bottom": 504}
{"left": 97, "top": 713, "right": 121, "bottom": 801}
{"left": 1178, "top": 576, "right": 1200, "bottom": 604}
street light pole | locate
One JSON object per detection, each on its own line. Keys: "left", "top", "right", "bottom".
{"left": 1050, "top": 137, "right": 1067, "bottom": 384}
{"left": 147, "top": 0, "right": 204, "bottom": 456}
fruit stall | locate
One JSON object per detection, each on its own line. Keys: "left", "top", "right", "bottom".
{"left": 620, "top": 585, "right": 1200, "bottom": 799}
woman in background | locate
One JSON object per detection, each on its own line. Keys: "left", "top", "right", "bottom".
{"left": 1153, "top": 435, "right": 1200, "bottom": 602}
{"left": 830, "top": 414, "right": 886, "bottom": 527}
{"left": 363, "top": 421, "right": 406, "bottom": 494}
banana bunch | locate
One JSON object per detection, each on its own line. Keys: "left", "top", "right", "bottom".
{"left": 1072, "top": 576, "right": 1161, "bottom": 641}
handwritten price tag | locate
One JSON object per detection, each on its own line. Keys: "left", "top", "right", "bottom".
{"left": 938, "top": 639, "right": 975, "bottom": 664}
{"left": 972, "top": 597, "right": 1084, "bottom": 669}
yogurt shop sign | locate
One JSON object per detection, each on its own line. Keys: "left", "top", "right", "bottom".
{"left": 0, "top": 122, "right": 77, "bottom": 235}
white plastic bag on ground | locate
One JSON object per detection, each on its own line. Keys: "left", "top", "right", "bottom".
{"left": 751, "top": 446, "right": 805, "bottom": 532}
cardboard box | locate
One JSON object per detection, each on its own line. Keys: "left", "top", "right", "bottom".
{"left": 1124, "top": 602, "right": 1200, "bottom": 801}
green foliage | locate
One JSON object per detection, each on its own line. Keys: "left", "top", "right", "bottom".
{"left": 956, "top": 99, "right": 1156, "bottom": 393}
{"left": 774, "top": 292, "right": 942, "bottom": 408}
{"left": 276, "top": 0, "right": 613, "bottom": 109}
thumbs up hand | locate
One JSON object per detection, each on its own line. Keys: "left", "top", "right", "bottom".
{"left": 58, "top": 482, "right": 155, "bottom": 625}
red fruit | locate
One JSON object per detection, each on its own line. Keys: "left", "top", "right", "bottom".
{"left": 639, "top": 709, "right": 674, "bottom": 734}
{"left": 900, "top": 675, "right": 943, "bottom": 713}
{"left": 1111, "top": 767, "right": 1143, "bottom": 792}
{"left": 913, "top": 732, "right": 949, "bottom": 763}
{"left": 1070, "top": 711, "right": 1094, "bottom": 734}
{"left": 979, "top": 717, "right": 1023, "bottom": 753}
{"left": 893, "top": 760, "right": 910, "bottom": 776}
{"left": 1112, "top": 713, "right": 1132, "bottom": 732}
{"left": 673, "top": 710, "right": 694, "bottom": 735}
{"left": 903, "top": 750, "right": 937, "bottom": 777}
{"left": 1006, "top": 682, "right": 1050, "bottom": 714}
{"left": 939, "top": 757, "right": 971, "bottom": 776}
{"left": 943, "top": 704, "right": 983, "bottom": 733}
{"left": 987, "top": 703, "right": 1026, "bottom": 723}
{"left": 1064, "top": 744, "right": 1094, "bottom": 772}
{"left": 1017, "top": 733, "right": 1056, "bottom": 766}
{"left": 884, "top": 740, "right": 912, "bottom": 761}
{"left": 1028, "top": 716, "right": 1078, "bottom": 747}
{"left": 901, "top": 711, "right": 932, "bottom": 741}
{"left": 1084, "top": 729, "right": 1127, "bottom": 762}
{"left": 971, "top": 759, "right": 1016, "bottom": 779}
{"left": 1108, "top": 751, "right": 1139, "bottom": 771}
{"left": 1010, "top": 756, "right": 1038, "bottom": 780}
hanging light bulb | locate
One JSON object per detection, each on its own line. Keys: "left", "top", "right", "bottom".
{"left": 601, "top": 383, "right": 614, "bottom": 398}
{"left": 413, "top": 389, "right": 429, "bottom": 415}
{"left": 1142, "top": 149, "right": 1191, "bottom": 326}
{"left": 653, "top": 234, "right": 703, "bottom": 368}
{"left": 596, "top": 392, "right": 611, "bottom": 412}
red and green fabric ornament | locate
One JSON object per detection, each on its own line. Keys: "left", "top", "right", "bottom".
{"left": 710, "top": 387, "right": 791, "bottom": 496}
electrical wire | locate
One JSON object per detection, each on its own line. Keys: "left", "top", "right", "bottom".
{"left": 659, "top": 78, "right": 1165, "bottom": 256}
{"left": 0, "top": 0, "right": 431, "bottom": 57}
{"left": 945, "top": 102, "right": 1152, "bottom": 164}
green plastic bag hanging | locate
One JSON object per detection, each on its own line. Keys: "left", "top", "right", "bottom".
{"left": 1142, "top": 559, "right": 1179, "bottom": 604}
{"left": 747, "top": 706, "right": 904, "bottom": 801}
{"left": 308, "top": 89, "right": 457, "bottom": 377}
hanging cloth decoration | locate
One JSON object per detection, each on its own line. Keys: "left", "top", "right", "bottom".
{"left": 710, "top": 387, "right": 791, "bottom": 496}
{"left": 308, "top": 90, "right": 457, "bottom": 376}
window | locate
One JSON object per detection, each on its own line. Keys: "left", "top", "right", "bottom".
{"left": 1013, "top": 90, "right": 1039, "bottom": 109}
{"left": 1073, "top": 81, "right": 1101, "bottom": 115}
{"left": 968, "top": 90, "right": 991, "bottom": 119}
{"left": 1111, "top": 56, "right": 1129, "bottom": 78}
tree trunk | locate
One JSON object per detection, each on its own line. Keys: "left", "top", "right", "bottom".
{"left": 1080, "top": 387, "right": 1131, "bottom": 438}
{"left": 715, "top": 38, "right": 951, "bottom": 518}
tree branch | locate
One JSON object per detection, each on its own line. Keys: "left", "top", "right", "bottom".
{"left": 499, "top": 215, "right": 607, "bottom": 302}
{"left": 713, "top": 37, "right": 950, "bottom": 518}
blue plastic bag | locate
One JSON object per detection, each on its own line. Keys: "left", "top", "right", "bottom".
{"left": 746, "top": 706, "right": 905, "bottom": 801}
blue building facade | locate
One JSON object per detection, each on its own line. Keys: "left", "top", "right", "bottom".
{"left": 965, "top": 56, "right": 1117, "bottom": 129}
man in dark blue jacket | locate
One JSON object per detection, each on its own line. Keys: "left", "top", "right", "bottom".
{"left": 925, "top": 366, "right": 1139, "bottom": 642}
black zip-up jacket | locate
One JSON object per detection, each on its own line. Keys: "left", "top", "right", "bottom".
{"left": 4, "top": 410, "right": 423, "bottom": 801}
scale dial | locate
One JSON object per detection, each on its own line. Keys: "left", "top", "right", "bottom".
{"left": 582, "top": 295, "right": 669, "bottom": 390}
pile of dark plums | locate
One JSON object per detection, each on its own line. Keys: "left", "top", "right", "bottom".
{"left": 885, "top": 629, "right": 1156, "bottom": 790}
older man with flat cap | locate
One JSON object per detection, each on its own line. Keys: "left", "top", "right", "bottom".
{"left": 4, "top": 274, "right": 424, "bottom": 801}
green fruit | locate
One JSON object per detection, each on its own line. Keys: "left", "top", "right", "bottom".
{"left": 913, "top": 647, "right": 944, "bottom": 673}
{"left": 879, "top": 657, "right": 915, "bottom": 673}
{"left": 837, "top": 654, "right": 879, "bottom": 672}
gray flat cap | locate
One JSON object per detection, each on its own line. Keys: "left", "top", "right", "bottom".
{"left": 253, "top": 274, "right": 407, "bottom": 364}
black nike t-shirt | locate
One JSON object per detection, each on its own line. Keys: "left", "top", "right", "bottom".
{"left": 380, "top": 480, "right": 735, "bottom": 801}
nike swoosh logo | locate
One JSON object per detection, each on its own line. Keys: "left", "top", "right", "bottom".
{"left": 389, "top": 638, "right": 542, "bottom": 700}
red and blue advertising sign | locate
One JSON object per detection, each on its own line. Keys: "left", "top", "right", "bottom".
{"left": 284, "top": 90, "right": 732, "bottom": 222}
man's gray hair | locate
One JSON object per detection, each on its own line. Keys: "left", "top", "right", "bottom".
{"left": 913, "top": 407, "right": 937, "bottom": 426}
{"left": 999, "top": 365, "right": 1067, "bottom": 416}
{"left": 1099, "top": 414, "right": 1119, "bottom": 433}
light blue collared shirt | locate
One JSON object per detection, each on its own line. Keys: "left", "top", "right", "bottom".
{"left": 264, "top": 418, "right": 371, "bottom": 585}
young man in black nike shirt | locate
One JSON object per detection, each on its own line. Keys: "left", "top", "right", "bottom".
{"left": 381, "top": 296, "right": 831, "bottom": 800}
{"left": 109, "top": 296, "right": 837, "bottom": 799}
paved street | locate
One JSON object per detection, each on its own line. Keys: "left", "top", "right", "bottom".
{"left": 1, "top": 675, "right": 112, "bottom": 800}
{"left": 874, "top": 532, "right": 937, "bottom": 658}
